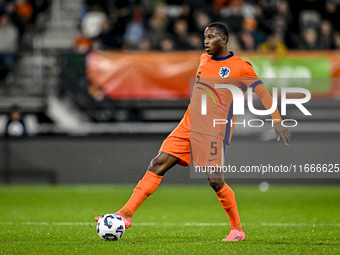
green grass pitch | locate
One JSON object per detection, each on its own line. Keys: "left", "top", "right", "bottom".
{"left": 0, "top": 185, "right": 339, "bottom": 254}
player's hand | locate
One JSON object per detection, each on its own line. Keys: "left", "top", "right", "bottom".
{"left": 274, "top": 122, "right": 291, "bottom": 146}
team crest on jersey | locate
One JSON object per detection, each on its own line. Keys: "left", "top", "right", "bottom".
{"left": 219, "top": 67, "right": 230, "bottom": 78}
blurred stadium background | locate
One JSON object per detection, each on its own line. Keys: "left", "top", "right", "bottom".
{"left": 0, "top": 0, "right": 339, "bottom": 185}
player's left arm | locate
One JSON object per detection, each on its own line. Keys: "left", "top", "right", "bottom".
{"left": 241, "top": 61, "right": 291, "bottom": 145}
{"left": 253, "top": 83, "right": 291, "bottom": 146}
{"left": 274, "top": 122, "right": 291, "bottom": 145}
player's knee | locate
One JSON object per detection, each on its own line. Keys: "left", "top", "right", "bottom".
{"left": 148, "top": 155, "right": 169, "bottom": 176}
{"left": 208, "top": 178, "right": 225, "bottom": 192}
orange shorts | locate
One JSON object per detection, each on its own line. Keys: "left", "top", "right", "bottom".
{"left": 160, "top": 124, "right": 191, "bottom": 166}
{"left": 160, "top": 125, "right": 227, "bottom": 167}
{"left": 191, "top": 132, "right": 227, "bottom": 167}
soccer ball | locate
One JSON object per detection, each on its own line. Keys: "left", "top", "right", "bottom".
{"left": 96, "top": 213, "right": 125, "bottom": 241}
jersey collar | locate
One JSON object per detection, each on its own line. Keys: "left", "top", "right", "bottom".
{"left": 211, "top": 51, "right": 234, "bottom": 61}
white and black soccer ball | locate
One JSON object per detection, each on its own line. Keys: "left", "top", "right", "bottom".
{"left": 96, "top": 213, "right": 125, "bottom": 241}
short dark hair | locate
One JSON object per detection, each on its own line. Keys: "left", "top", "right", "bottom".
{"left": 207, "top": 22, "right": 229, "bottom": 41}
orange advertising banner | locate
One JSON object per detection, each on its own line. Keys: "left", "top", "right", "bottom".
{"left": 86, "top": 51, "right": 340, "bottom": 100}
{"left": 86, "top": 51, "right": 200, "bottom": 100}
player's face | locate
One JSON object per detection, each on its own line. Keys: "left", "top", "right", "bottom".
{"left": 204, "top": 27, "right": 227, "bottom": 57}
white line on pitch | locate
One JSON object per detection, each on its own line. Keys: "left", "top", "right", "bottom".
{"left": 0, "top": 222, "right": 339, "bottom": 227}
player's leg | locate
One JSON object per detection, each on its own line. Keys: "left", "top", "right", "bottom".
{"left": 207, "top": 169, "right": 242, "bottom": 230}
{"left": 118, "top": 152, "right": 179, "bottom": 220}
{"left": 95, "top": 152, "right": 179, "bottom": 227}
{"left": 148, "top": 152, "right": 180, "bottom": 176}
{"left": 206, "top": 170, "right": 245, "bottom": 241}
{"left": 99, "top": 125, "right": 191, "bottom": 228}
{"left": 191, "top": 133, "right": 245, "bottom": 241}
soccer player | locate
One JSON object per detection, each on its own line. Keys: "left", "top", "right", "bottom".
{"left": 95, "top": 22, "right": 291, "bottom": 241}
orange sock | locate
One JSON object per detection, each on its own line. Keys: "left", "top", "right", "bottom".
{"left": 120, "top": 170, "right": 163, "bottom": 218}
{"left": 216, "top": 183, "right": 243, "bottom": 231}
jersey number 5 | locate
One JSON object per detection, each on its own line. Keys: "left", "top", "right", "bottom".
{"left": 210, "top": 142, "right": 217, "bottom": 155}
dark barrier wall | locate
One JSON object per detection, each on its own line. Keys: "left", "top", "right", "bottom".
{"left": 0, "top": 134, "right": 339, "bottom": 185}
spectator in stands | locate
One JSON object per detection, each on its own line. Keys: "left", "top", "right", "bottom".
{"left": 253, "top": 4, "right": 270, "bottom": 35}
{"left": 15, "top": 0, "right": 33, "bottom": 25}
{"left": 73, "top": 0, "right": 340, "bottom": 51}
{"left": 5, "top": 2, "right": 25, "bottom": 42}
{"left": 29, "top": 0, "right": 50, "bottom": 24}
{"left": 165, "top": 0, "right": 186, "bottom": 20}
{"left": 188, "top": 32, "right": 204, "bottom": 50}
{"left": 332, "top": 32, "right": 340, "bottom": 50}
{"left": 172, "top": 18, "right": 192, "bottom": 50}
{"left": 73, "top": 30, "right": 92, "bottom": 53}
{"left": 160, "top": 37, "right": 176, "bottom": 51}
{"left": 212, "top": 0, "right": 228, "bottom": 12}
{"left": 137, "top": 37, "right": 152, "bottom": 51}
{"left": 4, "top": 105, "right": 26, "bottom": 138}
{"left": 242, "top": 17, "right": 266, "bottom": 47}
{"left": 299, "top": 9, "right": 321, "bottom": 31}
{"left": 227, "top": 33, "right": 241, "bottom": 51}
{"left": 271, "top": 17, "right": 287, "bottom": 45}
{"left": 299, "top": 28, "right": 319, "bottom": 50}
{"left": 78, "top": 0, "right": 105, "bottom": 23}
{"left": 94, "top": 18, "right": 122, "bottom": 50}
{"left": 0, "top": 14, "right": 19, "bottom": 79}
{"left": 322, "top": 0, "right": 340, "bottom": 32}
{"left": 144, "top": 3, "right": 170, "bottom": 50}
{"left": 145, "top": 15, "right": 170, "bottom": 50}
{"left": 268, "top": 1, "right": 296, "bottom": 48}
{"left": 81, "top": 3, "right": 106, "bottom": 38}
{"left": 275, "top": 0, "right": 292, "bottom": 28}
{"left": 177, "top": 2, "right": 192, "bottom": 22}
{"left": 220, "top": 0, "right": 244, "bottom": 34}
{"left": 123, "top": 11, "right": 145, "bottom": 49}
{"left": 258, "top": 34, "right": 287, "bottom": 55}
{"left": 107, "top": 0, "right": 133, "bottom": 39}
{"left": 193, "top": 9, "right": 211, "bottom": 35}
{"left": 318, "top": 19, "right": 333, "bottom": 50}
{"left": 239, "top": 29, "right": 256, "bottom": 51}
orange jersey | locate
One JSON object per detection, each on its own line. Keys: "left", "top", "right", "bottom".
{"left": 187, "top": 52, "right": 281, "bottom": 144}
{"left": 160, "top": 51, "right": 282, "bottom": 167}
